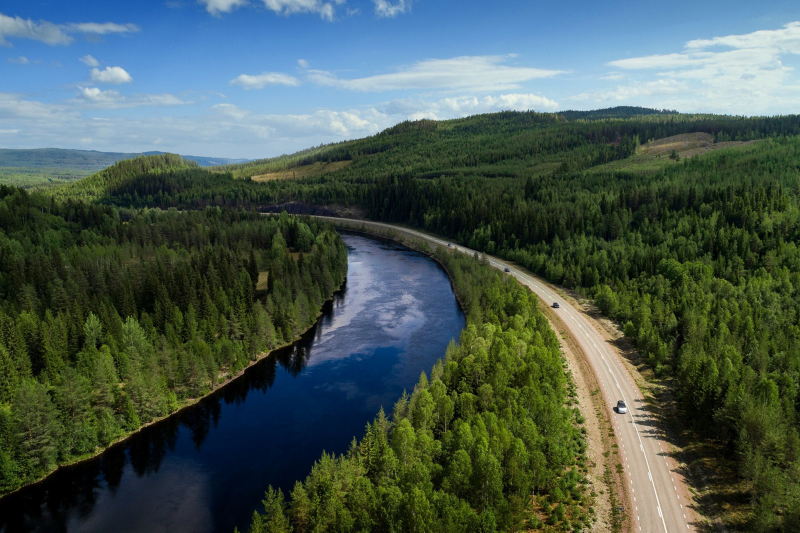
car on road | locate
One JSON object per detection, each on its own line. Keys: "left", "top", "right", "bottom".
{"left": 616, "top": 400, "right": 627, "bottom": 414}
{"left": 504, "top": 267, "right": 511, "bottom": 272}
{"left": 552, "top": 302, "right": 560, "bottom": 308}
{"left": 447, "top": 243, "right": 451, "bottom": 247}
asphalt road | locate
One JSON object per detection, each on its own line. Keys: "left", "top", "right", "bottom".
{"left": 315, "top": 216, "right": 695, "bottom": 532}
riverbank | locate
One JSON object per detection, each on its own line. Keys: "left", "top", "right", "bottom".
{"left": 0, "top": 274, "right": 347, "bottom": 501}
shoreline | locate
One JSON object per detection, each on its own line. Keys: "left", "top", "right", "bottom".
{"left": 0, "top": 275, "right": 347, "bottom": 501}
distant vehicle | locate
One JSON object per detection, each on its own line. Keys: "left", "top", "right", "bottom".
{"left": 617, "top": 400, "right": 627, "bottom": 414}
{"left": 504, "top": 267, "right": 511, "bottom": 272}
{"left": 552, "top": 302, "right": 560, "bottom": 308}
{"left": 447, "top": 243, "right": 451, "bottom": 247}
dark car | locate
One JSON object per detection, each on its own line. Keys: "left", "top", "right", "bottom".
{"left": 447, "top": 243, "right": 451, "bottom": 247}
{"left": 504, "top": 267, "right": 511, "bottom": 273}
{"left": 552, "top": 302, "right": 560, "bottom": 308}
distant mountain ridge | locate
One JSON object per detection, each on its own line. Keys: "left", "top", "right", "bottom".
{"left": 0, "top": 147, "right": 249, "bottom": 170}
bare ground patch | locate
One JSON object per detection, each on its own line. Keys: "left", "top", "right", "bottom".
{"left": 251, "top": 160, "right": 352, "bottom": 182}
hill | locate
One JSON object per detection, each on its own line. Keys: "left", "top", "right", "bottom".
{"left": 0, "top": 147, "right": 249, "bottom": 170}
{"left": 46, "top": 106, "right": 800, "bottom": 530}
{"left": 0, "top": 148, "right": 250, "bottom": 189}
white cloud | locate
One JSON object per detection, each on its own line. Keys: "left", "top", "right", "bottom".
{"left": 91, "top": 66, "right": 133, "bottom": 84}
{"left": 79, "top": 86, "right": 123, "bottom": 104}
{"left": 0, "top": 13, "right": 71, "bottom": 46}
{"left": 298, "top": 58, "right": 309, "bottom": 68}
{"left": 685, "top": 21, "right": 800, "bottom": 53}
{"left": 212, "top": 103, "right": 250, "bottom": 120}
{"left": 198, "top": 0, "right": 250, "bottom": 16}
{"left": 80, "top": 54, "right": 99, "bottom": 67}
{"left": 0, "top": 13, "right": 139, "bottom": 46}
{"left": 199, "top": 0, "right": 342, "bottom": 19}
{"left": 0, "top": 87, "right": 558, "bottom": 159}
{"left": 66, "top": 22, "right": 139, "bottom": 35}
{"left": 261, "top": 0, "right": 344, "bottom": 21}
{"left": 77, "top": 87, "right": 190, "bottom": 108}
{"left": 373, "top": 0, "right": 410, "bottom": 18}
{"left": 308, "top": 55, "right": 564, "bottom": 92}
{"left": 569, "top": 79, "right": 688, "bottom": 102}
{"left": 383, "top": 92, "right": 558, "bottom": 120}
{"left": 230, "top": 72, "right": 301, "bottom": 89}
{"left": 602, "top": 21, "right": 800, "bottom": 113}
{"left": 8, "top": 55, "right": 29, "bottom": 64}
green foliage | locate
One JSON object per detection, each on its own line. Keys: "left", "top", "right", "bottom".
{"left": 245, "top": 248, "right": 587, "bottom": 531}
{"left": 0, "top": 167, "right": 92, "bottom": 189}
{"left": 220, "top": 110, "right": 800, "bottom": 530}
{"left": 0, "top": 186, "right": 347, "bottom": 495}
{"left": 42, "top": 108, "right": 800, "bottom": 529}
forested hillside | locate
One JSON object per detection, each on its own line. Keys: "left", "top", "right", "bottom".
{"left": 243, "top": 248, "right": 590, "bottom": 532}
{"left": 0, "top": 147, "right": 249, "bottom": 172}
{"left": 44, "top": 108, "right": 800, "bottom": 529}
{"left": 0, "top": 183, "right": 347, "bottom": 495}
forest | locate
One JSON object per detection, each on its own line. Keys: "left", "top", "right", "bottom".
{"left": 19, "top": 107, "right": 800, "bottom": 529}
{"left": 0, "top": 183, "right": 347, "bottom": 495}
{"left": 243, "top": 247, "right": 590, "bottom": 532}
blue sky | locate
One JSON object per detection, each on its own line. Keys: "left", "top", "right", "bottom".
{"left": 1, "top": 0, "right": 799, "bottom": 158}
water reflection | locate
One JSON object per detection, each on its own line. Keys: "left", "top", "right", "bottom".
{"left": 0, "top": 234, "right": 465, "bottom": 533}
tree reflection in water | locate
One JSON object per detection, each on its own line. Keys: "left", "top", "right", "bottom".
{"left": 0, "top": 294, "right": 329, "bottom": 533}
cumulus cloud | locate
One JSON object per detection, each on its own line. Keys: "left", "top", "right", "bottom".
{"left": 603, "top": 21, "right": 800, "bottom": 113}
{"left": 0, "top": 13, "right": 139, "bottom": 46}
{"left": 80, "top": 54, "right": 99, "bottom": 67}
{"left": 198, "top": 0, "right": 250, "bottom": 16}
{"left": 65, "top": 22, "right": 139, "bottom": 35}
{"left": 199, "top": 0, "right": 342, "bottom": 19}
{"left": 373, "top": 0, "right": 410, "bottom": 18}
{"left": 230, "top": 72, "right": 301, "bottom": 89}
{"left": 308, "top": 55, "right": 564, "bottom": 92}
{"left": 569, "top": 79, "right": 688, "bottom": 102}
{"left": 262, "top": 0, "right": 345, "bottom": 21}
{"left": 91, "top": 66, "right": 133, "bottom": 84}
{"left": 383, "top": 92, "right": 558, "bottom": 120}
{"left": 8, "top": 55, "right": 29, "bottom": 64}
{"left": 77, "top": 87, "right": 190, "bottom": 108}
{"left": 1, "top": 87, "right": 557, "bottom": 158}
{"left": 79, "top": 86, "right": 123, "bottom": 104}
{"left": 0, "top": 13, "right": 71, "bottom": 46}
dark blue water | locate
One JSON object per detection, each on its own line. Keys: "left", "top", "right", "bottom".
{"left": 0, "top": 233, "right": 465, "bottom": 533}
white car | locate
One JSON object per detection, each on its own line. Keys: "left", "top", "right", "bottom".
{"left": 617, "top": 400, "right": 627, "bottom": 414}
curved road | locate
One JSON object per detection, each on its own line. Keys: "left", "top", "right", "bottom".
{"left": 315, "top": 216, "right": 694, "bottom": 532}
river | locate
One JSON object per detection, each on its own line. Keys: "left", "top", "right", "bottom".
{"left": 0, "top": 233, "right": 466, "bottom": 533}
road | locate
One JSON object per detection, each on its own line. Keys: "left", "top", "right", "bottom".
{"left": 314, "top": 216, "right": 695, "bottom": 532}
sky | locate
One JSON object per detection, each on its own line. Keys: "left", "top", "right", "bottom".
{"left": 1, "top": 0, "right": 799, "bottom": 159}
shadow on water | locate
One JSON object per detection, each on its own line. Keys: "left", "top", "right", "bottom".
{"left": 0, "top": 288, "right": 341, "bottom": 533}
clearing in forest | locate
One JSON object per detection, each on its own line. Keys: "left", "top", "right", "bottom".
{"left": 589, "top": 132, "right": 760, "bottom": 174}
{"left": 251, "top": 160, "right": 352, "bottom": 182}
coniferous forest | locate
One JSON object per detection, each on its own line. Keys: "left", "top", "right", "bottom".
{"left": 244, "top": 249, "right": 588, "bottom": 533}
{"left": 0, "top": 185, "right": 347, "bottom": 495}
{"left": 4, "top": 107, "right": 800, "bottom": 530}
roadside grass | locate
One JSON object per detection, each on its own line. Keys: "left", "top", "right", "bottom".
{"left": 560, "top": 288, "right": 754, "bottom": 531}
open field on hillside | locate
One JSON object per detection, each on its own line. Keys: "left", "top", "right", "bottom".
{"left": 251, "top": 160, "right": 352, "bottom": 182}
{"left": 589, "top": 132, "right": 760, "bottom": 174}
{"left": 0, "top": 167, "right": 93, "bottom": 188}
